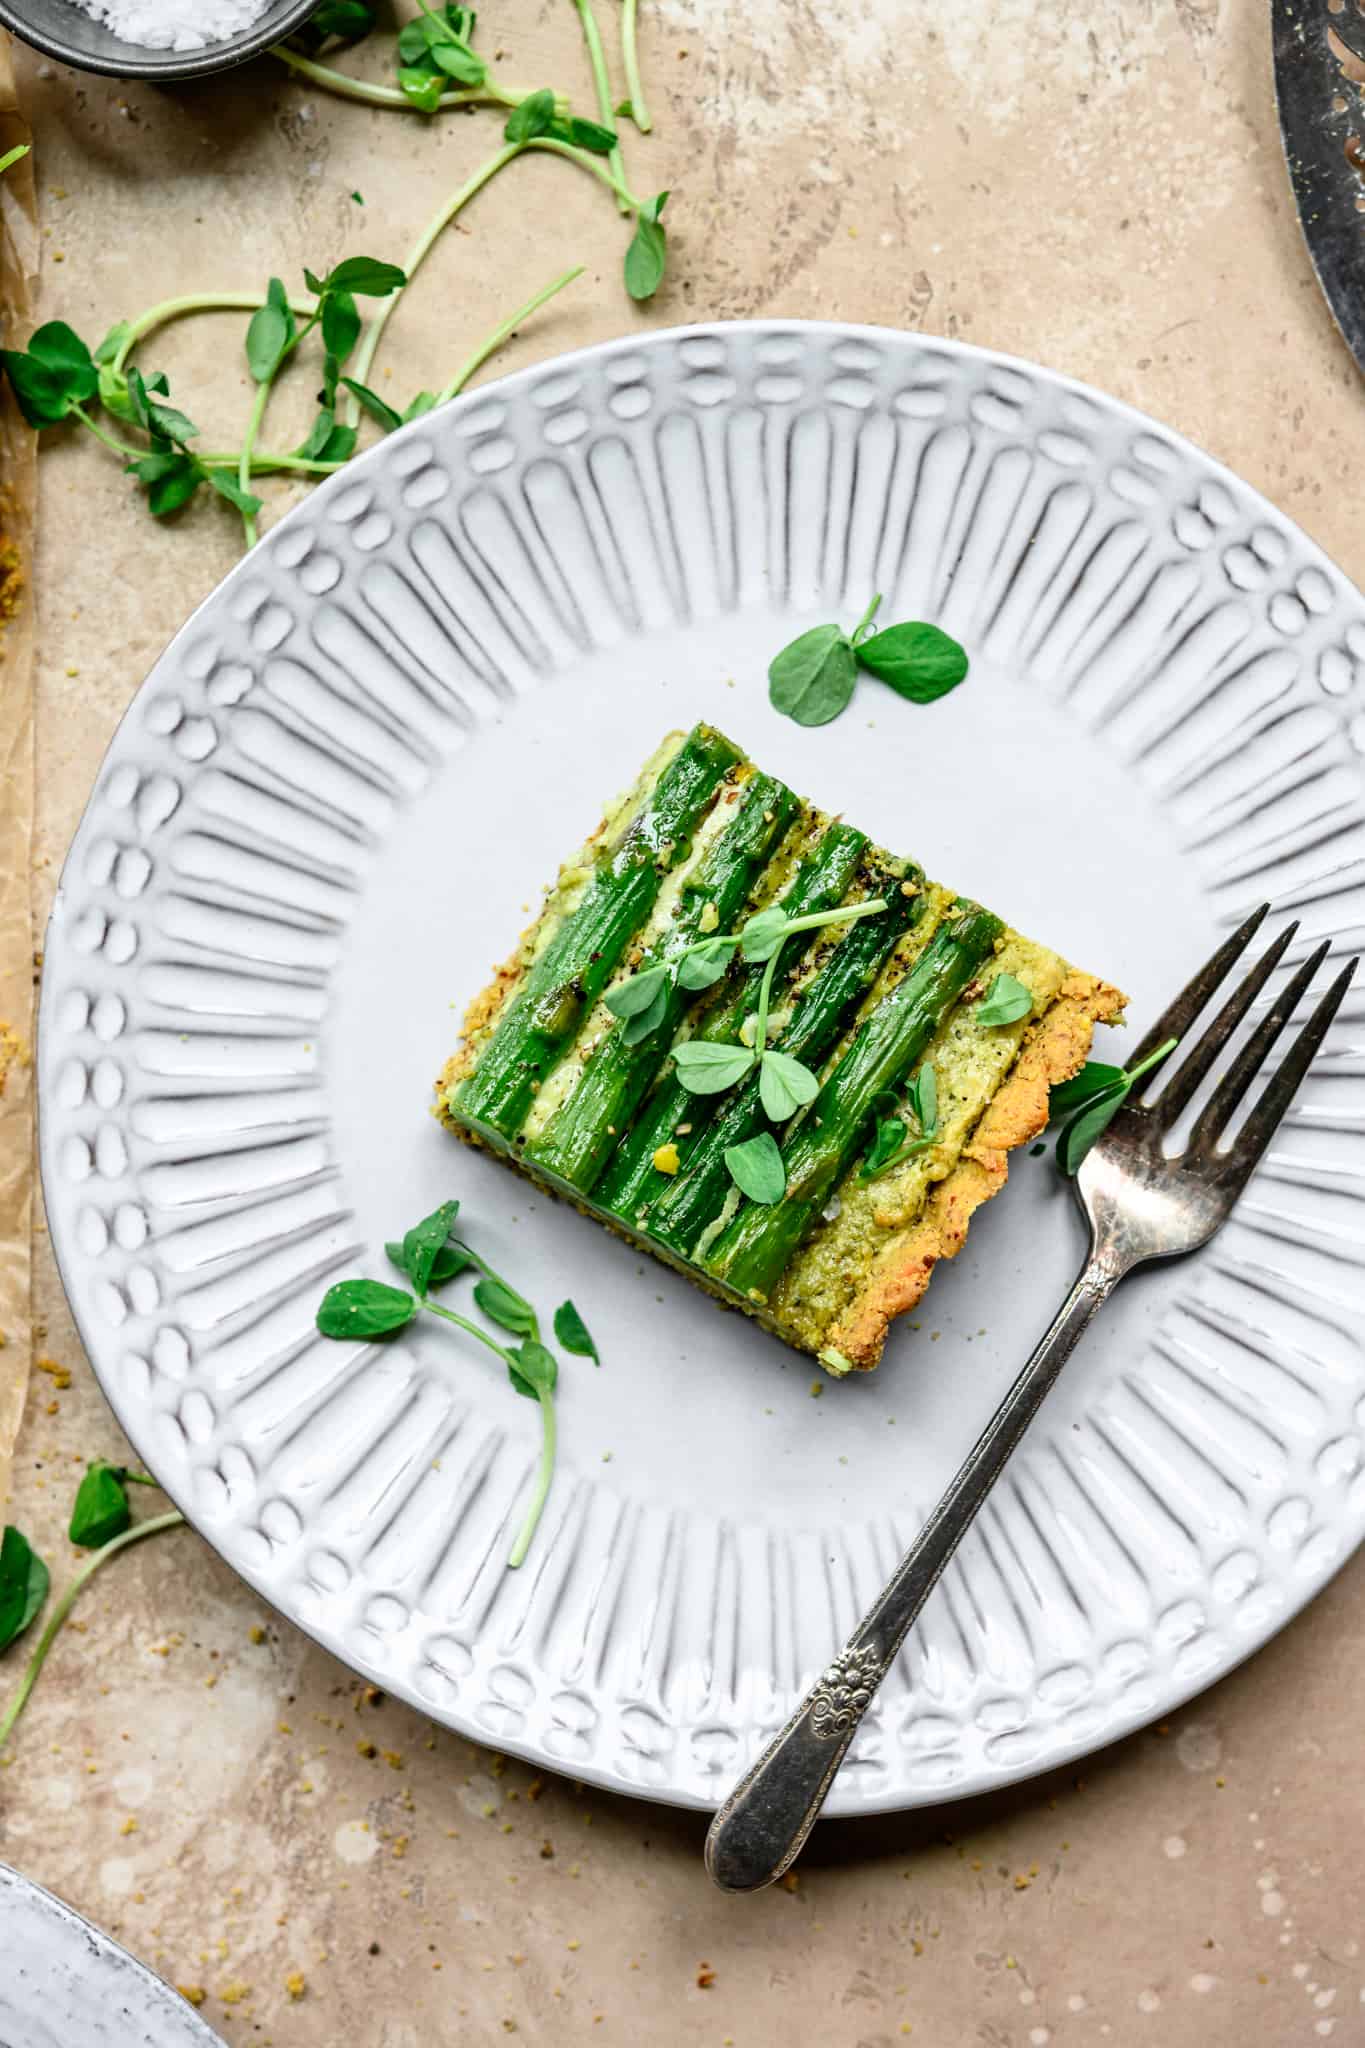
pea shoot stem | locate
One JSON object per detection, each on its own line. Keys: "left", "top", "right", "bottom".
{"left": 570, "top": 0, "right": 630, "bottom": 213}
{"left": 522, "top": 132, "right": 644, "bottom": 212}
{"left": 342, "top": 140, "right": 523, "bottom": 429}
{"left": 434, "top": 265, "right": 584, "bottom": 404}
{"left": 110, "top": 292, "right": 313, "bottom": 375}
{"left": 507, "top": 1391, "right": 557, "bottom": 1570}
{"left": 238, "top": 382, "right": 271, "bottom": 547}
{"left": 424, "top": 1297, "right": 517, "bottom": 1363}
{"left": 0, "top": 1511, "right": 185, "bottom": 1754}
{"left": 620, "top": 0, "right": 652, "bottom": 131}
{"left": 422, "top": 1296, "right": 555, "bottom": 1568}
{"left": 852, "top": 592, "right": 883, "bottom": 644}
{"left": 71, "top": 404, "right": 143, "bottom": 460}
{"left": 267, "top": 43, "right": 535, "bottom": 112}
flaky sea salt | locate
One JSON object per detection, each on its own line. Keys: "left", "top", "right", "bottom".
{"left": 64, "top": 0, "right": 271, "bottom": 50}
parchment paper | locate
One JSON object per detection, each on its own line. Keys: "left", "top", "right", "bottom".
{"left": 0, "top": 32, "right": 35, "bottom": 1519}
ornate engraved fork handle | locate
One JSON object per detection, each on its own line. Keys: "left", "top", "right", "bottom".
{"left": 705, "top": 1251, "right": 1127, "bottom": 1893}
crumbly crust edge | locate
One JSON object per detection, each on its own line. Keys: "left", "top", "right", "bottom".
{"left": 821, "top": 972, "right": 1128, "bottom": 1372}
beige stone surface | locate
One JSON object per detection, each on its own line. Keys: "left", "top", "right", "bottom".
{"left": 4, "top": 0, "right": 1365, "bottom": 2041}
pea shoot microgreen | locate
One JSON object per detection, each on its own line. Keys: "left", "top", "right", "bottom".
{"left": 976, "top": 973, "right": 1034, "bottom": 1027}
{"left": 1050, "top": 1038, "right": 1179, "bottom": 1175}
{"left": 1, "top": 1482, "right": 183, "bottom": 1757}
{"left": 768, "top": 593, "right": 969, "bottom": 728}
{"left": 4, "top": 5, "right": 669, "bottom": 552}
{"left": 603, "top": 893, "right": 893, "bottom": 1201}
{"left": 319, "top": 1198, "right": 597, "bottom": 1568}
{"left": 862, "top": 1065, "right": 941, "bottom": 1180}
{"left": 724, "top": 1130, "right": 786, "bottom": 1205}
{"left": 607, "top": 899, "right": 886, "bottom": 1140}
{"left": 553, "top": 1299, "right": 601, "bottom": 1364}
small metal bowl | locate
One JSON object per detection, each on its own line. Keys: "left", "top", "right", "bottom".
{"left": 0, "top": 0, "right": 318, "bottom": 80}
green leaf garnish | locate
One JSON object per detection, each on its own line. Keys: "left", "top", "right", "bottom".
{"left": 767, "top": 596, "right": 968, "bottom": 727}
{"left": 624, "top": 193, "right": 668, "bottom": 302}
{"left": 725, "top": 1130, "right": 786, "bottom": 1205}
{"left": 322, "top": 256, "right": 407, "bottom": 297}
{"left": 474, "top": 1275, "right": 538, "bottom": 1338}
{"left": 0, "top": 1526, "right": 49, "bottom": 1654}
{"left": 68, "top": 1463, "right": 132, "bottom": 1550}
{"left": 341, "top": 376, "right": 404, "bottom": 433}
{"left": 737, "top": 907, "right": 790, "bottom": 964}
{"left": 246, "top": 278, "right": 293, "bottom": 384}
{"left": 604, "top": 965, "right": 670, "bottom": 1020}
{"left": 316, "top": 1278, "right": 417, "bottom": 1339}
{"left": 672, "top": 1040, "right": 757, "bottom": 1094}
{"left": 507, "top": 1338, "right": 558, "bottom": 1401}
{"left": 976, "top": 974, "right": 1033, "bottom": 1027}
{"left": 400, "top": 1197, "right": 461, "bottom": 1298}
{"left": 758, "top": 1049, "right": 819, "bottom": 1121}
{"left": 767, "top": 624, "right": 857, "bottom": 728}
{"left": 1048, "top": 1062, "right": 1127, "bottom": 1117}
{"left": 1053, "top": 1037, "right": 1178, "bottom": 1175}
{"left": 676, "top": 936, "right": 735, "bottom": 989}
{"left": 505, "top": 88, "right": 558, "bottom": 143}
{"left": 553, "top": 1299, "right": 599, "bottom": 1364}
{"left": 857, "top": 620, "right": 970, "bottom": 704}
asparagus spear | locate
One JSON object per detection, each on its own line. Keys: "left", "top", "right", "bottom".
{"left": 704, "top": 903, "right": 1002, "bottom": 1299}
{"left": 453, "top": 725, "right": 742, "bottom": 1139}
{"left": 525, "top": 769, "right": 802, "bottom": 1190}
{"left": 644, "top": 853, "right": 926, "bottom": 1258}
{"left": 593, "top": 821, "right": 870, "bottom": 1218}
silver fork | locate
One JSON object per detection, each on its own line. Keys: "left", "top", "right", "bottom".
{"left": 705, "top": 907, "right": 1358, "bottom": 1893}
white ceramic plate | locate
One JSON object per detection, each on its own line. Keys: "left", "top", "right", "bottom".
{"left": 38, "top": 322, "right": 1365, "bottom": 1816}
{"left": 0, "top": 1864, "right": 221, "bottom": 2047}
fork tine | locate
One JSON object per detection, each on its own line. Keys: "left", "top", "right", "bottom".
{"left": 1188, "top": 937, "right": 1334, "bottom": 1151}
{"left": 1125, "top": 902, "right": 1271, "bottom": 1072}
{"left": 1148, "top": 921, "right": 1299, "bottom": 1127}
{"left": 1213, "top": 959, "right": 1358, "bottom": 1181}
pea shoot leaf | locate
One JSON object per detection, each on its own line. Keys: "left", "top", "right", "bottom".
{"left": 505, "top": 88, "right": 558, "bottom": 143}
{"left": 738, "top": 907, "right": 789, "bottom": 963}
{"left": 724, "top": 1130, "right": 786, "bottom": 1205}
{"left": 246, "top": 277, "right": 294, "bottom": 384}
{"left": 907, "top": 1062, "right": 938, "bottom": 1137}
{"left": 620, "top": 978, "right": 671, "bottom": 1045}
{"left": 677, "top": 936, "right": 735, "bottom": 990}
{"left": 205, "top": 470, "right": 263, "bottom": 517}
{"left": 553, "top": 1300, "right": 599, "bottom": 1365}
{"left": 976, "top": 973, "right": 1033, "bottom": 1027}
{"left": 0, "top": 1526, "right": 48, "bottom": 1654}
{"left": 316, "top": 1278, "right": 417, "bottom": 1339}
{"left": 321, "top": 288, "right": 361, "bottom": 363}
{"left": 862, "top": 1115, "right": 909, "bottom": 1179}
{"left": 1048, "top": 1061, "right": 1127, "bottom": 1117}
{"left": 341, "top": 376, "right": 403, "bottom": 432}
{"left": 401, "top": 1198, "right": 462, "bottom": 1298}
{"left": 475, "top": 1276, "right": 538, "bottom": 1339}
{"left": 768, "top": 624, "right": 858, "bottom": 727}
{"left": 624, "top": 194, "right": 668, "bottom": 302}
{"left": 671, "top": 1040, "right": 756, "bottom": 1094}
{"left": 69, "top": 1462, "right": 132, "bottom": 1550}
{"left": 604, "top": 965, "right": 670, "bottom": 1021}
{"left": 398, "top": 64, "right": 446, "bottom": 110}
{"left": 857, "top": 620, "right": 969, "bottom": 704}
{"left": 322, "top": 256, "right": 406, "bottom": 297}
{"left": 551, "top": 115, "right": 618, "bottom": 155}
{"left": 1055, "top": 1083, "right": 1128, "bottom": 1176}
{"left": 507, "top": 1338, "right": 558, "bottom": 1402}
{"left": 758, "top": 1049, "right": 819, "bottom": 1120}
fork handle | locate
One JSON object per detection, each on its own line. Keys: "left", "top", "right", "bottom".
{"left": 704, "top": 1252, "right": 1125, "bottom": 1893}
